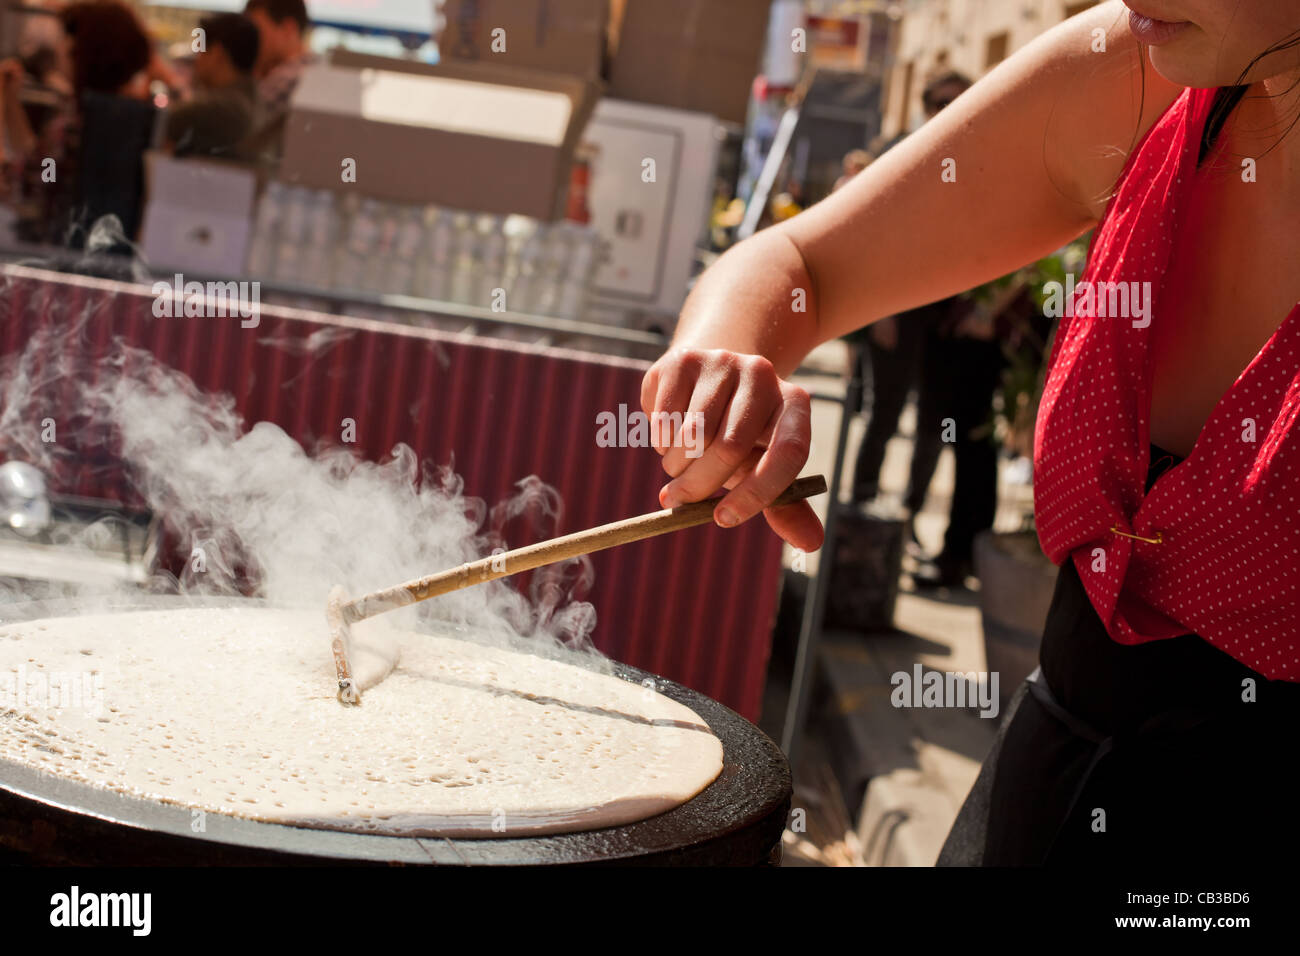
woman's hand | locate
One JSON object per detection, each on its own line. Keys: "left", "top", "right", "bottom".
{"left": 640, "top": 348, "right": 823, "bottom": 553}
{"left": 635, "top": 6, "right": 1178, "bottom": 558}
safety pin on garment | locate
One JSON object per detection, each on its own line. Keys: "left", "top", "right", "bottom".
{"left": 1111, "top": 526, "right": 1163, "bottom": 544}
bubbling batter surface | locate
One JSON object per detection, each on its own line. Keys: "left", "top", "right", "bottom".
{"left": 0, "top": 607, "right": 723, "bottom": 837}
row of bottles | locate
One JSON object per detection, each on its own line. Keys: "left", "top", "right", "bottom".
{"left": 245, "top": 184, "right": 605, "bottom": 321}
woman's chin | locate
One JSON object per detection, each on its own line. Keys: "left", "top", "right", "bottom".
{"left": 1145, "top": 46, "right": 1216, "bottom": 89}
{"left": 1145, "top": 32, "right": 1270, "bottom": 89}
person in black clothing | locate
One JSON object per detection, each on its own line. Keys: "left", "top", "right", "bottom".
{"left": 164, "top": 13, "right": 261, "bottom": 161}
{"left": 31, "top": 1, "right": 155, "bottom": 250}
{"left": 849, "top": 71, "right": 973, "bottom": 554}
{"left": 848, "top": 304, "right": 943, "bottom": 523}
{"left": 911, "top": 282, "right": 1036, "bottom": 587}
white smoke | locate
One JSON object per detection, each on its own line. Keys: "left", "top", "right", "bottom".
{"left": 0, "top": 317, "right": 603, "bottom": 669}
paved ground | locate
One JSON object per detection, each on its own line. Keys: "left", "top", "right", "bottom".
{"left": 765, "top": 341, "right": 1035, "bottom": 866}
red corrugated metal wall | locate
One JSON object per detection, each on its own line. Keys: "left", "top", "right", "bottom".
{"left": 0, "top": 265, "right": 785, "bottom": 721}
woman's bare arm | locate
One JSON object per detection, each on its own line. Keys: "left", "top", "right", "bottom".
{"left": 643, "top": 1, "right": 1183, "bottom": 548}
{"left": 671, "top": 1, "right": 1181, "bottom": 368}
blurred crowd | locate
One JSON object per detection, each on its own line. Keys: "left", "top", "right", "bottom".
{"left": 835, "top": 71, "right": 1045, "bottom": 589}
{"left": 0, "top": 0, "right": 316, "bottom": 248}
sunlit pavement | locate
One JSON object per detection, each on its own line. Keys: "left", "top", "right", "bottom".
{"left": 764, "top": 341, "right": 1030, "bottom": 865}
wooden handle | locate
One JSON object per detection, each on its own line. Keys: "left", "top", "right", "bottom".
{"left": 343, "top": 474, "right": 827, "bottom": 624}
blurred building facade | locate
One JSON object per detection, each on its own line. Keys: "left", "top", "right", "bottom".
{"left": 880, "top": 0, "right": 1099, "bottom": 140}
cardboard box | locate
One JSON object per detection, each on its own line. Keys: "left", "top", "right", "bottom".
{"left": 439, "top": 0, "right": 609, "bottom": 78}
{"left": 279, "top": 51, "right": 601, "bottom": 220}
{"left": 609, "top": 0, "right": 772, "bottom": 125}
{"left": 139, "top": 153, "right": 257, "bottom": 278}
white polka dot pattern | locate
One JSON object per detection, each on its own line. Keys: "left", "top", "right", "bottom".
{"left": 1034, "top": 87, "right": 1300, "bottom": 681}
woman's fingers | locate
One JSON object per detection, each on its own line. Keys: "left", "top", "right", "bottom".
{"left": 715, "top": 450, "right": 825, "bottom": 552}
{"left": 659, "top": 360, "right": 740, "bottom": 479}
{"left": 660, "top": 355, "right": 781, "bottom": 504}
{"left": 641, "top": 349, "right": 700, "bottom": 456}
{"left": 640, "top": 350, "right": 823, "bottom": 551}
{"left": 721, "top": 448, "right": 764, "bottom": 490}
{"left": 763, "top": 501, "right": 825, "bottom": 553}
{"left": 711, "top": 380, "right": 814, "bottom": 527}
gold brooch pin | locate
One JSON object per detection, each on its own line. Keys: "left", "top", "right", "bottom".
{"left": 1111, "top": 526, "right": 1163, "bottom": 544}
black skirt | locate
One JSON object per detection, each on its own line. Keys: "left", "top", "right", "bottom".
{"left": 938, "top": 449, "right": 1300, "bottom": 866}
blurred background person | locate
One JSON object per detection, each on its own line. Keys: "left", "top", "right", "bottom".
{"left": 844, "top": 68, "right": 1021, "bottom": 589}
{"left": 910, "top": 275, "right": 1031, "bottom": 589}
{"left": 0, "top": 0, "right": 71, "bottom": 234}
{"left": 14, "top": 0, "right": 157, "bottom": 250}
{"left": 848, "top": 72, "right": 973, "bottom": 558}
{"left": 243, "top": 0, "right": 314, "bottom": 156}
{"left": 61, "top": 0, "right": 152, "bottom": 100}
{"left": 163, "top": 13, "right": 260, "bottom": 162}
{"left": 14, "top": 0, "right": 73, "bottom": 95}
{"left": 832, "top": 148, "right": 870, "bottom": 193}
{"left": 0, "top": 60, "right": 37, "bottom": 208}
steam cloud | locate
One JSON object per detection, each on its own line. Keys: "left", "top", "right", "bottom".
{"left": 0, "top": 316, "right": 601, "bottom": 669}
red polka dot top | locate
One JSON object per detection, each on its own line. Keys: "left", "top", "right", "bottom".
{"left": 1033, "top": 86, "right": 1300, "bottom": 682}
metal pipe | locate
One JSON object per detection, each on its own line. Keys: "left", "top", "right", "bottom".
{"left": 780, "top": 360, "right": 862, "bottom": 767}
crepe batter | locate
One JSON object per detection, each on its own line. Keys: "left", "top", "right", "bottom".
{"left": 0, "top": 607, "right": 723, "bottom": 837}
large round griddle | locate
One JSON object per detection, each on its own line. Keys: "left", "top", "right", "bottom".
{"left": 0, "top": 597, "right": 790, "bottom": 866}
